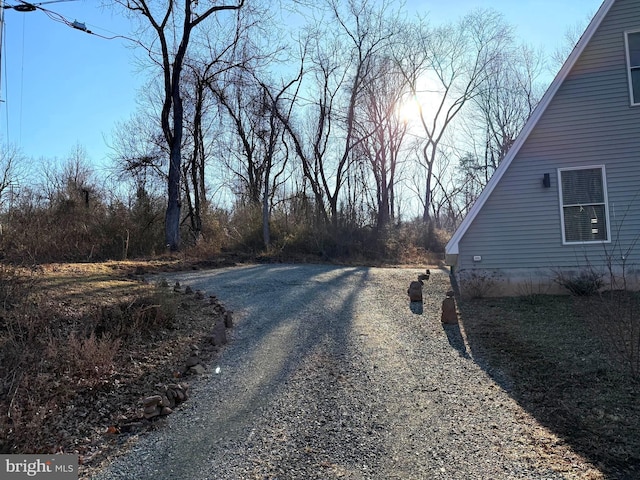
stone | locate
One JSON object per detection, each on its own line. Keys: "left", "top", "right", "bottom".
{"left": 195, "top": 290, "right": 205, "bottom": 300}
{"left": 142, "top": 395, "right": 162, "bottom": 407}
{"left": 224, "top": 311, "right": 233, "bottom": 328}
{"left": 175, "top": 389, "right": 187, "bottom": 403}
{"left": 165, "top": 389, "right": 176, "bottom": 406}
{"left": 189, "top": 364, "right": 206, "bottom": 375}
{"left": 186, "top": 355, "right": 200, "bottom": 367}
{"left": 407, "top": 281, "right": 423, "bottom": 302}
{"left": 143, "top": 407, "right": 161, "bottom": 419}
{"left": 161, "top": 407, "right": 173, "bottom": 416}
{"left": 418, "top": 269, "right": 430, "bottom": 282}
{"left": 212, "top": 323, "right": 227, "bottom": 345}
{"left": 441, "top": 296, "right": 459, "bottom": 324}
{"left": 185, "top": 285, "right": 193, "bottom": 294}
{"left": 212, "top": 303, "right": 224, "bottom": 313}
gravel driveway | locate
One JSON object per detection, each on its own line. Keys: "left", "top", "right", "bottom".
{"left": 91, "top": 264, "right": 575, "bottom": 479}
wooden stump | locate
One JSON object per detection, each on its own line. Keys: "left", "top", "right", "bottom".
{"left": 407, "top": 281, "right": 423, "bottom": 302}
{"left": 441, "top": 294, "right": 458, "bottom": 324}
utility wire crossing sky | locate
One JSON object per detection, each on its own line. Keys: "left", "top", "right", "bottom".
{"left": 0, "top": 0, "right": 603, "bottom": 169}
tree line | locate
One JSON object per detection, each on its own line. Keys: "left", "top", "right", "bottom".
{"left": 0, "top": 0, "right": 565, "bottom": 262}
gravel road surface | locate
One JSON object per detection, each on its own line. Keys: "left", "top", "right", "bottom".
{"left": 91, "top": 264, "right": 577, "bottom": 479}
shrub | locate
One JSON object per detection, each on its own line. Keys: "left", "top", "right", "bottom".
{"left": 579, "top": 290, "right": 640, "bottom": 379}
{"left": 0, "top": 271, "right": 178, "bottom": 453}
{"left": 554, "top": 269, "right": 604, "bottom": 296}
{"left": 458, "top": 270, "right": 498, "bottom": 299}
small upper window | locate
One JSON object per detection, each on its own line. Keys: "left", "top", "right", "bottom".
{"left": 625, "top": 31, "right": 640, "bottom": 105}
{"left": 558, "top": 166, "right": 610, "bottom": 244}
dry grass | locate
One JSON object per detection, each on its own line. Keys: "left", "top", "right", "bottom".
{"left": 0, "top": 260, "right": 227, "bottom": 469}
{"left": 457, "top": 295, "right": 640, "bottom": 478}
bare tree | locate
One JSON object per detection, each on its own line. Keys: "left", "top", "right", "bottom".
{"left": 278, "top": 0, "right": 397, "bottom": 230}
{"left": 109, "top": 109, "right": 167, "bottom": 184}
{"left": 468, "top": 43, "right": 544, "bottom": 184}
{"left": 354, "top": 55, "right": 408, "bottom": 230}
{"left": 0, "top": 144, "right": 24, "bottom": 212}
{"left": 181, "top": 67, "right": 212, "bottom": 243}
{"left": 208, "top": 55, "right": 303, "bottom": 247}
{"left": 393, "top": 9, "right": 511, "bottom": 223}
{"left": 549, "top": 14, "right": 593, "bottom": 74}
{"left": 111, "top": 0, "right": 245, "bottom": 251}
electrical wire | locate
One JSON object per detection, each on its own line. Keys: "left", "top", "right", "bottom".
{"left": 1, "top": 18, "right": 8, "bottom": 142}
{"left": 1, "top": 0, "right": 138, "bottom": 144}
{"left": 18, "top": 11, "right": 24, "bottom": 142}
{"left": 4, "top": 1, "right": 137, "bottom": 42}
{"left": 36, "top": 3, "right": 136, "bottom": 42}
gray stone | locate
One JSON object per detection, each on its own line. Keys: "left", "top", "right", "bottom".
{"left": 175, "top": 389, "right": 187, "bottom": 402}
{"left": 224, "top": 311, "right": 233, "bottom": 328}
{"left": 212, "top": 323, "right": 227, "bottom": 345}
{"left": 189, "top": 364, "right": 206, "bottom": 375}
{"left": 143, "top": 407, "right": 161, "bottom": 419}
{"left": 142, "top": 395, "right": 162, "bottom": 407}
{"left": 186, "top": 355, "right": 200, "bottom": 367}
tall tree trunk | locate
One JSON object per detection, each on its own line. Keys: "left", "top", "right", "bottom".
{"left": 262, "top": 179, "right": 270, "bottom": 248}
{"left": 166, "top": 146, "right": 182, "bottom": 251}
{"left": 166, "top": 66, "right": 184, "bottom": 251}
{"left": 116, "top": 0, "right": 245, "bottom": 252}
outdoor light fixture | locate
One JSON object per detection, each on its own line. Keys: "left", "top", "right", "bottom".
{"left": 543, "top": 173, "right": 551, "bottom": 188}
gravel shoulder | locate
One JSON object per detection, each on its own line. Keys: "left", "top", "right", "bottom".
{"left": 90, "top": 264, "right": 596, "bottom": 479}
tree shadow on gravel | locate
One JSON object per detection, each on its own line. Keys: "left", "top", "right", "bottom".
{"left": 178, "top": 263, "right": 370, "bottom": 405}
{"left": 456, "top": 293, "right": 640, "bottom": 479}
{"left": 168, "top": 264, "right": 390, "bottom": 476}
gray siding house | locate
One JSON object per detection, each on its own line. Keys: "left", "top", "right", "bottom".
{"left": 445, "top": 0, "right": 640, "bottom": 296}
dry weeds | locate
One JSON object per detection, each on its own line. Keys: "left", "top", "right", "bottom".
{"left": 0, "top": 260, "right": 227, "bottom": 474}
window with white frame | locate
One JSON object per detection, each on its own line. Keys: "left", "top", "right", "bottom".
{"left": 558, "top": 166, "right": 610, "bottom": 244}
{"left": 625, "top": 31, "right": 640, "bottom": 105}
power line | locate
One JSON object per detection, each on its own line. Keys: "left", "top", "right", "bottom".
{"left": 0, "top": 0, "right": 136, "bottom": 146}
{"left": 1, "top": 10, "right": 7, "bottom": 141}
{"left": 3, "top": 1, "right": 135, "bottom": 41}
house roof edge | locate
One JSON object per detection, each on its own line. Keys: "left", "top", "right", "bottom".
{"left": 445, "top": 0, "right": 615, "bottom": 257}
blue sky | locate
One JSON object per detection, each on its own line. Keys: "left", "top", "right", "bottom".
{"left": 0, "top": 0, "right": 604, "bottom": 169}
